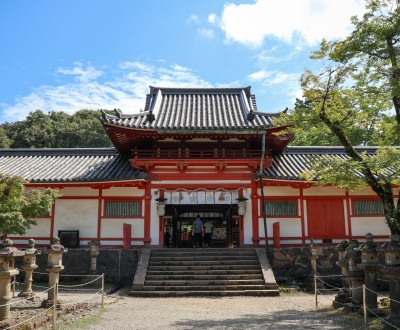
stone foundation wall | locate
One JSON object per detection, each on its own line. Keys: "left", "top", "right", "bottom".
{"left": 15, "top": 249, "right": 139, "bottom": 286}
{"left": 268, "top": 246, "right": 340, "bottom": 285}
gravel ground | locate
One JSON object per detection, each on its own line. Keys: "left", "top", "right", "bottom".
{"left": 82, "top": 292, "right": 367, "bottom": 330}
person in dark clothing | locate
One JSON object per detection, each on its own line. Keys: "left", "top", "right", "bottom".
{"left": 164, "top": 230, "right": 171, "bottom": 248}
{"left": 192, "top": 214, "right": 204, "bottom": 248}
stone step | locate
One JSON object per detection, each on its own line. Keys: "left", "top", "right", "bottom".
{"left": 149, "top": 255, "right": 258, "bottom": 262}
{"left": 130, "top": 289, "right": 280, "bottom": 297}
{"left": 144, "top": 279, "right": 265, "bottom": 286}
{"left": 151, "top": 251, "right": 257, "bottom": 257}
{"left": 146, "top": 274, "right": 262, "bottom": 280}
{"left": 134, "top": 285, "right": 268, "bottom": 291}
{"left": 146, "top": 269, "right": 261, "bottom": 275}
{"left": 147, "top": 264, "right": 261, "bottom": 271}
{"left": 148, "top": 260, "right": 259, "bottom": 266}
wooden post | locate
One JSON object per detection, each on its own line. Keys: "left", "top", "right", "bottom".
{"left": 363, "top": 284, "right": 368, "bottom": 326}
{"left": 123, "top": 223, "right": 132, "bottom": 250}
{"left": 273, "top": 222, "right": 280, "bottom": 248}
{"left": 101, "top": 273, "right": 105, "bottom": 308}
{"left": 314, "top": 274, "right": 318, "bottom": 310}
{"left": 52, "top": 283, "right": 58, "bottom": 330}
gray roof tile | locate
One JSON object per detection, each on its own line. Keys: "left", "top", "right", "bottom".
{"left": 101, "top": 86, "right": 280, "bottom": 131}
{"left": 0, "top": 148, "right": 148, "bottom": 183}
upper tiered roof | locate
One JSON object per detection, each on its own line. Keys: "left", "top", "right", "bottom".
{"left": 101, "top": 86, "right": 280, "bottom": 131}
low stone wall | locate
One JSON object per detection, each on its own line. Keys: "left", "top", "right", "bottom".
{"left": 268, "top": 246, "right": 340, "bottom": 285}
{"left": 15, "top": 249, "right": 139, "bottom": 286}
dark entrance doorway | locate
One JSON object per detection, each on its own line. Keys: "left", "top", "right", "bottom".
{"left": 163, "top": 204, "right": 239, "bottom": 248}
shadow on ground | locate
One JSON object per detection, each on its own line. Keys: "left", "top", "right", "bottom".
{"left": 172, "top": 309, "right": 364, "bottom": 329}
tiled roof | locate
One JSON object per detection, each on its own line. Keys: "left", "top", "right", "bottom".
{"left": 263, "top": 146, "right": 390, "bottom": 181}
{"left": 0, "top": 148, "right": 148, "bottom": 183}
{"left": 101, "top": 86, "right": 280, "bottom": 131}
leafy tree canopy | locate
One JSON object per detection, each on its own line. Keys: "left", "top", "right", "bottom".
{"left": 1, "top": 109, "right": 113, "bottom": 148}
{"left": 275, "top": 0, "right": 400, "bottom": 233}
{"left": 0, "top": 174, "right": 59, "bottom": 236}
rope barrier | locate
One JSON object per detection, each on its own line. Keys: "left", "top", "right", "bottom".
{"left": 32, "top": 271, "right": 101, "bottom": 278}
{"left": 9, "top": 305, "right": 54, "bottom": 329}
{"left": 58, "top": 275, "right": 103, "bottom": 288}
{"left": 0, "top": 285, "right": 55, "bottom": 308}
{"left": 366, "top": 306, "right": 400, "bottom": 330}
{"left": 62, "top": 289, "right": 103, "bottom": 307}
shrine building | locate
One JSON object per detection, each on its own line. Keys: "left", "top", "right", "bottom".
{"left": 0, "top": 86, "right": 392, "bottom": 249}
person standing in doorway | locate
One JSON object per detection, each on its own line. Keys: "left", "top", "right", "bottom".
{"left": 192, "top": 214, "right": 204, "bottom": 248}
{"left": 203, "top": 220, "right": 213, "bottom": 248}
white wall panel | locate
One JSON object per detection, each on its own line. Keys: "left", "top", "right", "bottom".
{"left": 55, "top": 199, "right": 98, "bottom": 238}
{"left": 102, "top": 187, "right": 144, "bottom": 197}
{"left": 351, "top": 217, "right": 390, "bottom": 236}
{"left": 101, "top": 219, "right": 144, "bottom": 238}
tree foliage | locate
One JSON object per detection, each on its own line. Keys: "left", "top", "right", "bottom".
{"left": 0, "top": 174, "right": 59, "bottom": 236}
{"left": 1, "top": 109, "right": 113, "bottom": 148}
{"left": 276, "top": 0, "right": 400, "bottom": 234}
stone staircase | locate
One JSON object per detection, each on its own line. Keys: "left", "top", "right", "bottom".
{"left": 130, "top": 248, "right": 279, "bottom": 297}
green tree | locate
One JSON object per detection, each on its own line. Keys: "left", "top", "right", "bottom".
{"left": 0, "top": 174, "right": 59, "bottom": 236}
{"left": 1, "top": 109, "right": 113, "bottom": 148}
{"left": 277, "top": 0, "right": 400, "bottom": 234}
{"left": 0, "top": 128, "right": 11, "bottom": 148}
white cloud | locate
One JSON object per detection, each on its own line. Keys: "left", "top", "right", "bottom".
{"left": 57, "top": 62, "right": 103, "bottom": 83}
{"left": 208, "top": 13, "right": 218, "bottom": 25}
{"left": 187, "top": 14, "right": 199, "bottom": 24}
{"left": 218, "top": 0, "right": 365, "bottom": 47}
{"left": 198, "top": 28, "right": 215, "bottom": 39}
{"left": 0, "top": 62, "right": 216, "bottom": 122}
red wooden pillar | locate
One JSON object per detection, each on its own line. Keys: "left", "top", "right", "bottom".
{"left": 144, "top": 184, "right": 151, "bottom": 247}
{"left": 251, "top": 180, "right": 260, "bottom": 246}
{"left": 273, "top": 222, "right": 280, "bottom": 248}
{"left": 123, "top": 223, "right": 132, "bottom": 249}
{"left": 158, "top": 191, "right": 165, "bottom": 248}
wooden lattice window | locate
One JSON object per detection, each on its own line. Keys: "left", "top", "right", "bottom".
{"left": 265, "top": 200, "right": 297, "bottom": 217}
{"left": 353, "top": 200, "right": 384, "bottom": 216}
{"left": 105, "top": 201, "right": 141, "bottom": 217}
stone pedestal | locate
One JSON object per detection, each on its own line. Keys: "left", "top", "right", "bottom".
{"left": 306, "top": 239, "right": 324, "bottom": 291}
{"left": 357, "top": 233, "right": 382, "bottom": 316}
{"left": 333, "top": 241, "right": 351, "bottom": 307}
{"left": 88, "top": 240, "right": 101, "bottom": 275}
{"left": 345, "top": 240, "right": 364, "bottom": 308}
{"left": 0, "top": 239, "right": 25, "bottom": 321}
{"left": 41, "top": 237, "right": 67, "bottom": 308}
{"left": 19, "top": 239, "right": 41, "bottom": 298}
{"left": 382, "top": 235, "right": 400, "bottom": 327}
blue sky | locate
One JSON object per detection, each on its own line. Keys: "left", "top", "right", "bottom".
{"left": 0, "top": 0, "right": 366, "bottom": 123}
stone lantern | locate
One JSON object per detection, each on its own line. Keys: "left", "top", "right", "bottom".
{"left": 382, "top": 234, "right": 400, "bottom": 327}
{"left": 236, "top": 196, "right": 248, "bottom": 216}
{"left": 41, "top": 237, "right": 67, "bottom": 308}
{"left": 155, "top": 197, "right": 167, "bottom": 217}
{"left": 306, "top": 238, "right": 323, "bottom": 290}
{"left": 19, "top": 238, "right": 42, "bottom": 298}
{"left": 88, "top": 240, "right": 101, "bottom": 274}
{"left": 0, "top": 239, "right": 25, "bottom": 321}
{"left": 357, "top": 233, "right": 381, "bottom": 315}
{"left": 346, "top": 239, "right": 364, "bottom": 306}
{"left": 336, "top": 240, "right": 350, "bottom": 287}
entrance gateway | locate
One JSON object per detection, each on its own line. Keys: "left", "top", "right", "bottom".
{"left": 161, "top": 190, "right": 242, "bottom": 248}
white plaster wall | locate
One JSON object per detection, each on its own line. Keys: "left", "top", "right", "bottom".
{"left": 263, "top": 186, "right": 300, "bottom": 197}
{"left": 101, "top": 219, "right": 144, "bottom": 238}
{"left": 303, "top": 186, "right": 346, "bottom": 196}
{"left": 351, "top": 217, "right": 391, "bottom": 236}
{"left": 54, "top": 199, "right": 98, "bottom": 238}
{"left": 243, "top": 199, "right": 253, "bottom": 245}
{"left": 59, "top": 187, "right": 98, "bottom": 197}
{"left": 102, "top": 187, "right": 144, "bottom": 197}
{"left": 14, "top": 218, "right": 51, "bottom": 238}
{"left": 258, "top": 218, "right": 302, "bottom": 238}
{"left": 150, "top": 190, "right": 160, "bottom": 245}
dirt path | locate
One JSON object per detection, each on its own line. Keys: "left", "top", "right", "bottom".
{"left": 82, "top": 293, "right": 365, "bottom": 330}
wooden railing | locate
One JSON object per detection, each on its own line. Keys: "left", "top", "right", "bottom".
{"left": 131, "top": 149, "right": 264, "bottom": 159}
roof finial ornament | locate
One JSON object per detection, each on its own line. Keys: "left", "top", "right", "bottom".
{"left": 114, "top": 108, "right": 122, "bottom": 118}
{"left": 146, "top": 111, "right": 155, "bottom": 123}
{"left": 247, "top": 110, "right": 255, "bottom": 121}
